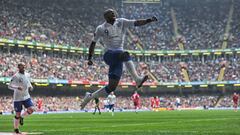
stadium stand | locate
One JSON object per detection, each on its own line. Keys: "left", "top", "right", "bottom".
{"left": 1, "top": 0, "right": 239, "bottom": 50}
{"left": 0, "top": 0, "right": 239, "bottom": 114}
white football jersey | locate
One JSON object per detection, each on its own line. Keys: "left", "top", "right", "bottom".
{"left": 93, "top": 18, "right": 135, "bottom": 51}
{"left": 107, "top": 94, "right": 116, "bottom": 105}
{"left": 176, "top": 98, "right": 181, "bottom": 104}
{"left": 8, "top": 72, "right": 32, "bottom": 101}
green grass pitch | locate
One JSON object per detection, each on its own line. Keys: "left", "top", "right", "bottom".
{"left": 0, "top": 110, "right": 240, "bottom": 135}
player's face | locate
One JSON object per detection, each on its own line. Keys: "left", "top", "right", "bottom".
{"left": 18, "top": 64, "right": 25, "bottom": 73}
{"left": 104, "top": 10, "right": 116, "bottom": 23}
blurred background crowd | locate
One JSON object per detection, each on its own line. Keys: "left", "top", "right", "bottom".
{"left": 0, "top": 94, "right": 235, "bottom": 113}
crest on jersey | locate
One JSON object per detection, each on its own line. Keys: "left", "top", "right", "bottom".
{"left": 19, "top": 78, "right": 23, "bottom": 83}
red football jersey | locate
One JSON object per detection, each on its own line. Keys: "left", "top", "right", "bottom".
{"left": 233, "top": 94, "right": 239, "bottom": 102}
{"left": 37, "top": 99, "right": 42, "bottom": 106}
{"left": 132, "top": 93, "right": 140, "bottom": 102}
{"left": 150, "top": 98, "right": 155, "bottom": 107}
{"left": 155, "top": 98, "right": 160, "bottom": 107}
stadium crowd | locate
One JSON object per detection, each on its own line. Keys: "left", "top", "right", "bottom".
{"left": 0, "top": 0, "right": 119, "bottom": 49}
{"left": 228, "top": 1, "right": 240, "bottom": 49}
{"left": 0, "top": 52, "right": 148, "bottom": 82}
{"left": 123, "top": 2, "right": 175, "bottom": 50}
{"left": 124, "top": 0, "right": 240, "bottom": 50}
{"left": 0, "top": 51, "right": 239, "bottom": 82}
{"left": 1, "top": 95, "right": 237, "bottom": 113}
{"left": 173, "top": 0, "right": 228, "bottom": 49}
{"left": 188, "top": 58, "right": 224, "bottom": 81}
{"left": 0, "top": 0, "right": 239, "bottom": 50}
{"left": 0, "top": 1, "right": 239, "bottom": 115}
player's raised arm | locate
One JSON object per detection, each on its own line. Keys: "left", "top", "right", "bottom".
{"left": 134, "top": 16, "right": 158, "bottom": 26}
{"left": 88, "top": 26, "right": 101, "bottom": 66}
{"left": 88, "top": 41, "right": 96, "bottom": 66}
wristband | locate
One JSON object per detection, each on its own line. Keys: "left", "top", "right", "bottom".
{"left": 88, "top": 54, "right": 92, "bottom": 60}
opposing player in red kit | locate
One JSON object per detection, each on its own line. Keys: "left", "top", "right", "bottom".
{"left": 150, "top": 97, "right": 155, "bottom": 108}
{"left": 37, "top": 98, "right": 43, "bottom": 111}
{"left": 154, "top": 96, "right": 160, "bottom": 108}
{"left": 131, "top": 91, "right": 140, "bottom": 113}
{"left": 233, "top": 93, "right": 239, "bottom": 112}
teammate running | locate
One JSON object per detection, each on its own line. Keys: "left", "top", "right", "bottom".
{"left": 8, "top": 63, "right": 34, "bottom": 134}
{"left": 81, "top": 9, "right": 157, "bottom": 109}
{"left": 107, "top": 92, "right": 116, "bottom": 116}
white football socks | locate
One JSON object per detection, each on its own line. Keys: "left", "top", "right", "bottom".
{"left": 14, "top": 118, "right": 19, "bottom": 129}
{"left": 125, "top": 61, "right": 142, "bottom": 83}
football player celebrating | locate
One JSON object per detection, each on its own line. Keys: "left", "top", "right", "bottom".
{"left": 81, "top": 9, "right": 157, "bottom": 109}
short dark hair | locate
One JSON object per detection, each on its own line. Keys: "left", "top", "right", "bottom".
{"left": 18, "top": 63, "right": 25, "bottom": 67}
{"left": 103, "top": 9, "right": 117, "bottom": 20}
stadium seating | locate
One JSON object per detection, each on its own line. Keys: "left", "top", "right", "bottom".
{"left": 0, "top": 0, "right": 239, "bottom": 113}
{"left": 1, "top": 0, "right": 239, "bottom": 50}
{"left": 0, "top": 51, "right": 239, "bottom": 82}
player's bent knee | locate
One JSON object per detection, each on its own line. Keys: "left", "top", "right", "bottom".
{"left": 15, "top": 115, "right": 21, "bottom": 119}
{"left": 27, "top": 108, "right": 34, "bottom": 114}
{"left": 15, "top": 112, "right": 21, "bottom": 117}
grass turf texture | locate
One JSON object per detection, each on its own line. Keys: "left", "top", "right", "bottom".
{"left": 0, "top": 110, "right": 240, "bottom": 135}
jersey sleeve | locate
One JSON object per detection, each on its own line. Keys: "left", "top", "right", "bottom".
{"left": 8, "top": 75, "right": 18, "bottom": 90}
{"left": 121, "top": 18, "right": 135, "bottom": 28}
{"left": 92, "top": 26, "right": 102, "bottom": 42}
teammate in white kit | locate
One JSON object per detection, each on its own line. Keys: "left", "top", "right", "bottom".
{"left": 8, "top": 63, "right": 34, "bottom": 134}
{"left": 107, "top": 92, "right": 116, "bottom": 116}
{"left": 175, "top": 97, "right": 181, "bottom": 109}
{"left": 81, "top": 9, "right": 157, "bottom": 109}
